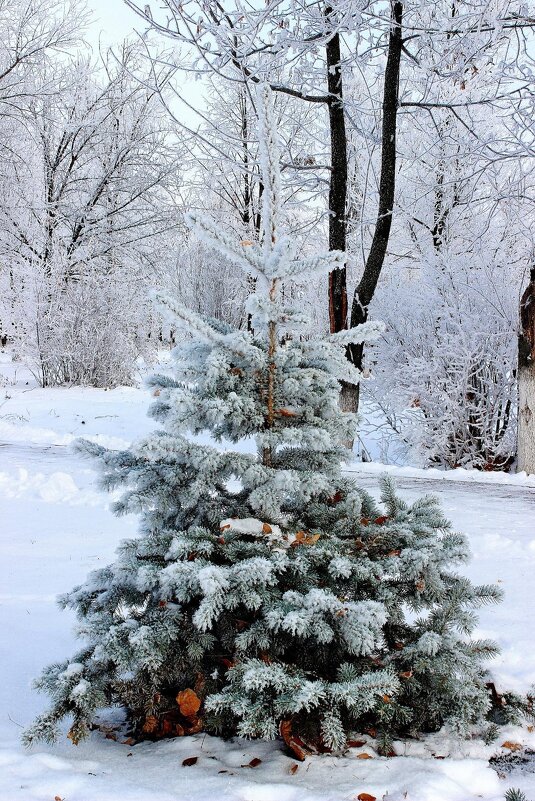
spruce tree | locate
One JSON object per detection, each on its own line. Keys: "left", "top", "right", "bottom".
{"left": 25, "top": 87, "right": 501, "bottom": 756}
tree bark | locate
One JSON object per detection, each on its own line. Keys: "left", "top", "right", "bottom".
{"left": 325, "top": 11, "right": 348, "bottom": 337}
{"left": 347, "top": 1, "right": 403, "bottom": 413}
{"left": 518, "top": 267, "right": 535, "bottom": 474}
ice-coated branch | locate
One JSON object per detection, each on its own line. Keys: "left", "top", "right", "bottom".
{"left": 153, "top": 291, "right": 264, "bottom": 363}
{"left": 185, "top": 211, "right": 266, "bottom": 282}
{"left": 330, "top": 320, "right": 386, "bottom": 346}
{"left": 257, "top": 84, "right": 281, "bottom": 254}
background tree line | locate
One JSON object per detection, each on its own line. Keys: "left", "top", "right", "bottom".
{"left": 1, "top": 0, "right": 535, "bottom": 471}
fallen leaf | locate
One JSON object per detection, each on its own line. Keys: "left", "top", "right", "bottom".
{"left": 357, "top": 794, "right": 377, "bottom": 801}
{"left": 184, "top": 716, "right": 203, "bottom": 735}
{"left": 280, "top": 719, "right": 310, "bottom": 761}
{"left": 501, "top": 741, "right": 522, "bottom": 752}
{"left": 387, "top": 549, "right": 401, "bottom": 557}
{"left": 122, "top": 737, "right": 136, "bottom": 746}
{"left": 240, "top": 240, "right": 253, "bottom": 246}
{"left": 152, "top": 388, "right": 161, "bottom": 397}
{"left": 415, "top": 579, "right": 426, "bottom": 592}
{"left": 158, "top": 600, "right": 167, "bottom": 608}
{"left": 400, "top": 670, "right": 413, "bottom": 679}
{"left": 360, "top": 518, "right": 370, "bottom": 526}
{"left": 277, "top": 408, "right": 297, "bottom": 417}
{"left": 141, "top": 715, "right": 159, "bottom": 734}
{"left": 182, "top": 756, "right": 198, "bottom": 767}
{"left": 55, "top": 796, "right": 64, "bottom": 801}
{"left": 220, "top": 523, "right": 231, "bottom": 531}
{"left": 374, "top": 516, "right": 389, "bottom": 525}
{"left": 528, "top": 725, "right": 534, "bottom": 733}
{"left": 289, "top": 763, "right": 299, "bottom": 774}
{"left": 382, "top": 695, "right": 392, "bottom": 703}
{"left": 347, "top": 739, "right": 367, "bottom": 748}
{"left": 242, "top": 757, "right": 262, "bottom": 768}
{"left": 356, "top": 753, "right": 374, "bottom": 760}
{"left": 177, "top": 688, "right": 201, "bottom": 718}
{"left": 262, "top": 522, "right": 272, "bottom": 534}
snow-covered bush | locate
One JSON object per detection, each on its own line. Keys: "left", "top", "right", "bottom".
{"left": 369, "top": 249, "right": 518, "bottom": 469}
{"left": 25, "top": 88, "right": 501, "bottom": 756}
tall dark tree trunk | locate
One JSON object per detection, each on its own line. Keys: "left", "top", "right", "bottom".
{"left": 325, "top": 10, "right": 348, "bottom": 337}
{"left": 518, "top": 266, "right": 535, "bottom": 474}
{"left": 347, "top": 1, "right": 403, "bottom": 413}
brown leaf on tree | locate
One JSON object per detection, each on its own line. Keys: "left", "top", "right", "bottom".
{"left": 194, "top": 672, "right": 206, "bottom": 695}
{"left": 221, "top": 657, "right": 235, "bottom": 670}
{"left": 262, "top": 522, "right": 273, "bottom": 534}
{"left": 277, "top": 407, "right": 297, "bottom": 417}
{"left": 217, "top": 536, "right": 226, "bottom": 545}
{"left": 235, "top": 618, "right": 249, "bottom": 631}
{"left": 152, "top": 388, "right": 161, "bottom": 397}
{"left": 393, "top": 641, "right": 404, "bottom": 650}
{"left": 182, "top": 756, "right": 198, "bottom": 766}
{"left": 360, "top": 518, "right": 370, "bottom": 526}
{"left": 280, "top": 719, "right": 310, "bottom": 761}
{"left": 241, "top": 757, "right": 262, "bottom": 768}
{"left": 356, "top": 753, "right": 374, "bottom": 760}
{"left": 229, "top": 367, "right": 244, "bottom": 376}
{"left": 400, "top": 670, "right": 413, "bottom": 679}
{"left": 176, "top": 688, "right": 201, "bottom": 718}
{"left": 293, "top": 530, "right": 320, "bottom": 546}
{"left": 364, "top": 727, "right": 377, "bottom": 738}
{"left": 387, "top": 549, "right": 401, "bottom": 557}
{"left": 501, "top": 741, "right": 522, "bottom": 752}
{"left": 289, "top": 763, "right": 299, "bottom": 774}
{"left": 175, "top": 723, "right": 185, "bottom": 736}
{"left": 328, "top": 490, "right": 343, "bottom": 505}
{"left": 220, "top": 523, "right": 231, "bottom": 531}
{"left": 415, "top": 579, "right": 426, "bottom": 592}
{"left": 357, "top": 794, "right": 377, "bottom": 801}
{"left": 374, "top": 516, "right": 389, "bottom": 525}
{"left": 382, "top": 695, "right": 392, "bottom": 703}
{"left": 158, "top": 600, "right": 167, "bottom": 608}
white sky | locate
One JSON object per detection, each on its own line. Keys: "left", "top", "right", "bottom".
{"left": 86, "top": 0, "right": 140, "bottom": 47}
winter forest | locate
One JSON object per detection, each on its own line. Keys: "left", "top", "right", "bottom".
{"left": 1, "top": 1, "right": 535, "bottom": 800}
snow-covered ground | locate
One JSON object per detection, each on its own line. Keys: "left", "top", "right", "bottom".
{"left": 1, "top": 350, "right": 535, "bottom": 801}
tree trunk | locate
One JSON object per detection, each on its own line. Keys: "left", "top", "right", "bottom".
{"left": 325, "top": 10, "right": 361, "bottom": 421}
{"left": 518, "top": 267, "right": 535, "bottom": 474}
{"left": 325, "top": 13, "right": 348, "bottom": 336}
{"left": 348, "top": 1, "right": 403, "bottom": 413}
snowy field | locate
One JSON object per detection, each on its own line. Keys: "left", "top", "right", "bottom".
{"left": 1, "top": 351, "right": 535, "bottom": 801}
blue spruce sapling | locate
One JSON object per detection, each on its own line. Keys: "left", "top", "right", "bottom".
{"left": 25, "top": 86, "right": 501, "bottom": 756}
